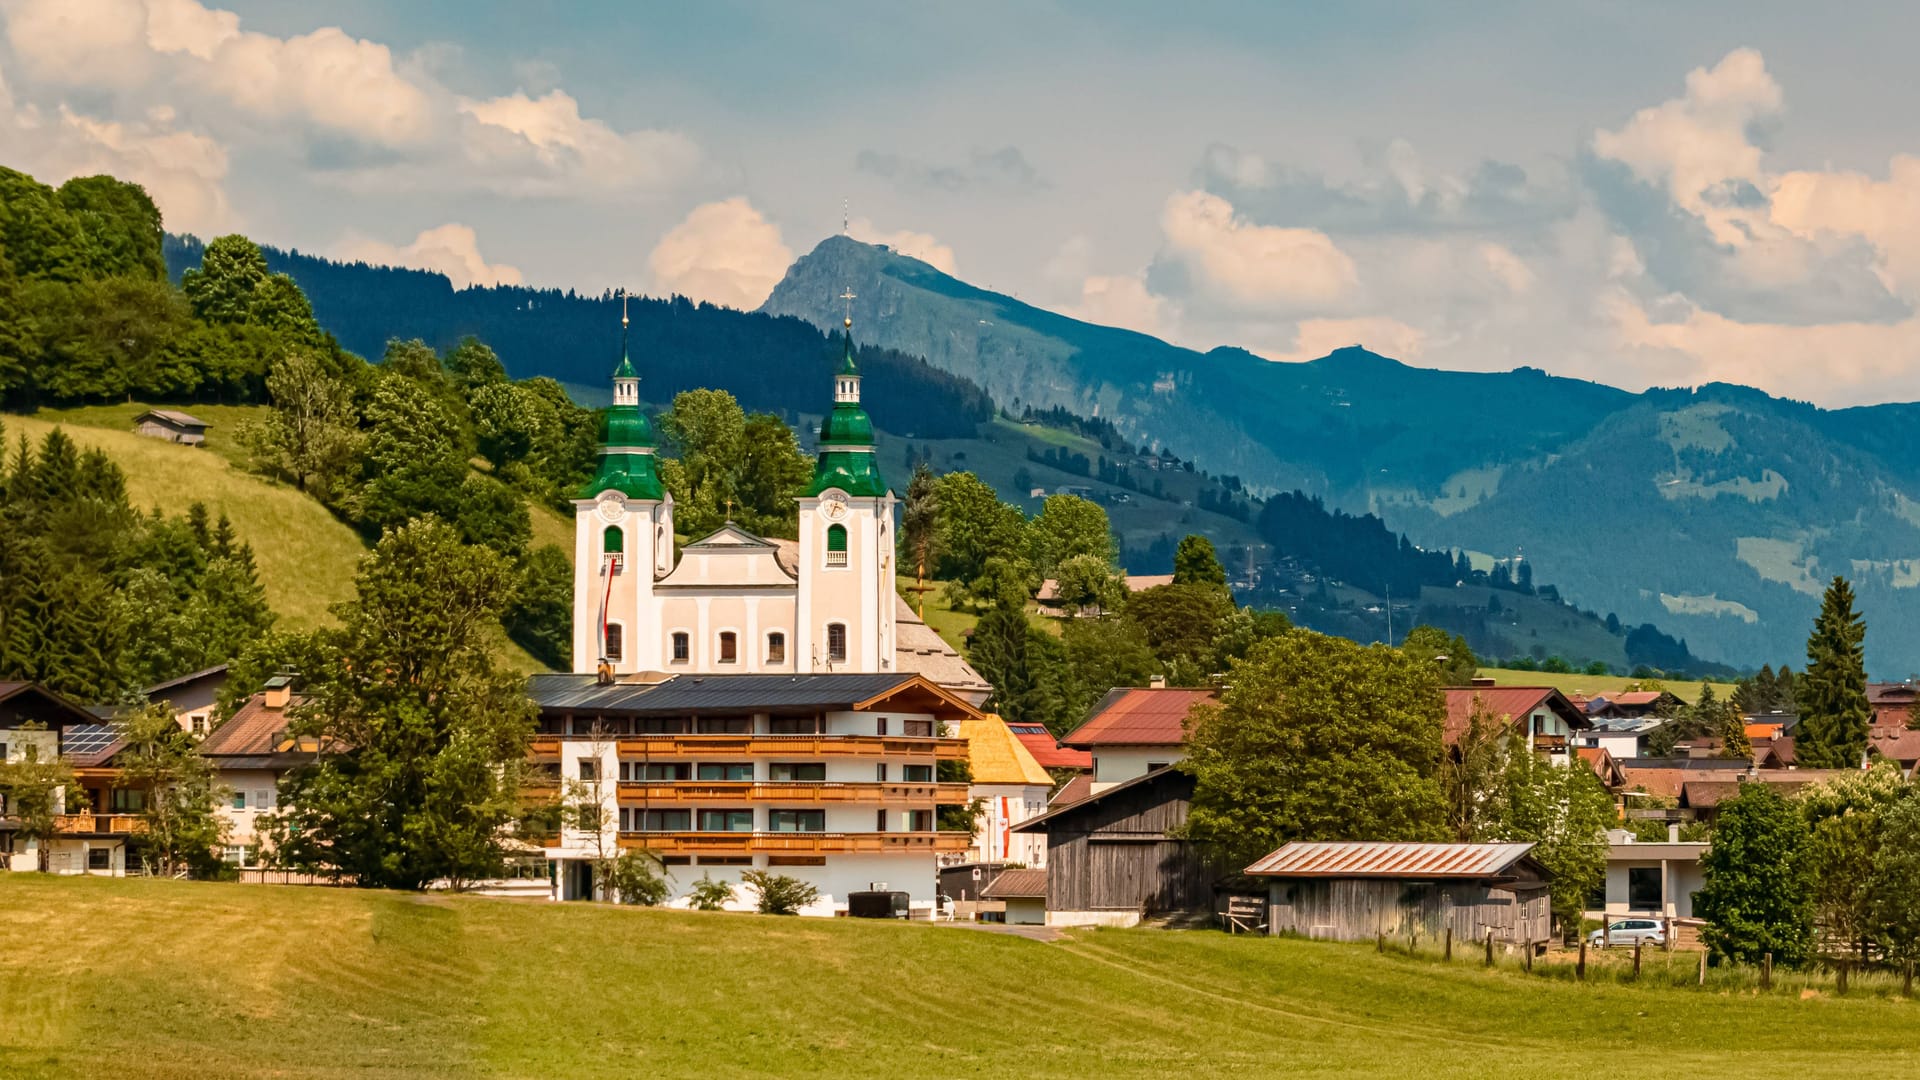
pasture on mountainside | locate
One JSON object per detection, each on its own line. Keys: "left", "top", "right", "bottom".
{"left": 0, "top": 876, "right": 1911, "bottom": 1079}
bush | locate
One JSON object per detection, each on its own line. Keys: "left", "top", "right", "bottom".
{"left": 602, "top": 852, "right": 669, "bottom": 906}
{"left": 743, "top": 869, "right": 819, "bottom": 915}
{"left": 687, "top": 873, "right": 734, "bottom": 911}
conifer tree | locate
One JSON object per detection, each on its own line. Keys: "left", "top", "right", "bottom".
{"left": 1798, "top": 576, "right": 1870, "bottom": 769}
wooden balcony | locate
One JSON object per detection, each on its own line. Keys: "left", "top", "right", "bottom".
{"left": 528, "top": 735, "right": 966, "bottom": 760}
{"left": 53, "top": 813, "right": 143, "bottom": 836}
{"left": 615, "top": 781, "right": 967, "bottom": 804}
{"left": 614, "top": 830, "right": 971, "bottom": 854}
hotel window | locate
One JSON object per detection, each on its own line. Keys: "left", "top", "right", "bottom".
{"left": 623, "top": 762, "right": 689, "bottom": 781}
{"left": 603, "top": 525, "right": 624, "bottom": 568}
{"left": 698, "top": 809, "right": 754, "bottom": 832}
{"left": 875, "top": 764, "right": 887, "bottom": 782}
{"left": 110, "top": 788, "right": 146, "bottom": 812}
{"left": 577, "top": 760, "right": 597, "bottom": 781}
{"left": 902, "top": 719, "right": 934, "bottom": 737}
{"left": 604, "top": 622, "right": 624, "bottom": 663}
{"left": 696, "top": 716, "right": 751, "bottom": 734}
{"left": 642, "top": 808, "right": 691, "bottom": 831}
{"left": 769, "top": 716, "right": 822, "bottom": 735}
{"left": 766, "top": 632, "right": 786, "bottom": 664}
{"left": 768, "top": 809, "right": 826, "bottom": 833}
{"left": 875, "top": 717, "right": 888, "bottom": 737}
{"left": 902, "top": 764, "right": 933, "bottom": 783}
{"left": 769, "top": 762, "right": 826, "bottom": 782}
{"left": 909, "top": 809, "right": 934, "bottom": 832}
{"left": 875, "top": 809, "right": 888, "bottom": 831}
{"left": 697, "top": 763, "right": 753, "bottom": 781}
{"left": 827, "top": 622, "right": 847, "bottom": 663}
{"left": 826, "top": 524, "right": 848, "bottom": 567}
{"left": 672, "top": 632, "right": 690, "bottom": 662}
{"left": 718, "top": 632, "right": 738, "bottom": 664}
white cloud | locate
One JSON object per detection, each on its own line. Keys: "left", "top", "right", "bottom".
{"left": 846, "top": 217, "right": 956, "bottom": 274}
{"left": 1591, "top": 48, "right": 1780, "bottom": 220}
{"left": 1069, "top": 273, "right": 1174, "bottom": 338}
{"left": 335, "top": 223, "right": 523, "bottom": 289}
{"left": 1262, "top": 316, "right": 1427, "bottom": 364}
{"left": 647, "top": 197, "right": 794, "bottom": 310}
{"left": 1773, "top": 155, "right": 1920, "bottom": 299}
{"left": 1159, "top": 189, "right": 1358, "bottom": 309}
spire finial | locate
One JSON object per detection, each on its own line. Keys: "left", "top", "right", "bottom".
{"left": 839, "top": 286, "right": 856, "bottom": 329}
{"left": 621, "top": 287, "right": 629, "bottom": 329}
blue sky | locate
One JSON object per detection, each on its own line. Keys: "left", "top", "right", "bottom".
{"left": 7, "top": 1, "right": 1920, "bottom": 404}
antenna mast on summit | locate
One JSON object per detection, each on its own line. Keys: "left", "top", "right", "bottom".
{"left": 842, "top": 197, "right": 849, "bottom": 236}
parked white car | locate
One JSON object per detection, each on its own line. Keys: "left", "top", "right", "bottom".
{"left": 1589, "top": 918, "right": 1666, "bottom": 948}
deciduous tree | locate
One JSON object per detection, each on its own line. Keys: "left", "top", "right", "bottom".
{"left": 117, "top": 702, "right": 229, "bottom": 878}
{"left": 1697, "top": 783, "right": 1814, "bottom": 967}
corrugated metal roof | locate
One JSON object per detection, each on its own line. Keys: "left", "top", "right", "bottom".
{"left": 1004, "top": 722, "right": 1092, "bottom": 770}
{"left": 138, "top": 409, "right": 209, "bottom": 428}
{"left": 1244, "top": 841, "right": 1538, "bottom": 879}
{"left": 981, "top": 868, "right": 1048, "bottom": 899}
{"left": 1060, "top": 687, "right": 1216, "bottom": 748}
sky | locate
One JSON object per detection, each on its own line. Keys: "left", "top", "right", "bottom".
{"left": 7, "top": 1, "right": 1920, "bottom": 406}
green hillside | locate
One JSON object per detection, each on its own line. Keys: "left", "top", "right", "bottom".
{"left": 0, "top": 876, "right": 1911, "bottom": 1079}
{"left": 6, "top": 404, "right": 555, "bottom": 671}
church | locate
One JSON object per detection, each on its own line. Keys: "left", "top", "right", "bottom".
{"left": 523, "top": 308, "right": 990, "bottom": 914}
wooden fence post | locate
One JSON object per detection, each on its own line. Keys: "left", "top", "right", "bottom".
{"left": 1444, "top": 927, "right": 1453, "bottom": 962}
{"left": 1577, "top": 935, "right": 1587, "bottom": 981}
{"left": 1632, "top": 939, "right": 1642, "bottom": 979}
{"left": 1485, "top": 929, "right": 1494, "bottom": 967}
{"left": 1837, "top": 961, "right": 1849, "bottom": 996}
{"left": 1524, "top": 942, "right": 1533, "bottom": 974}
{"left": 1697, "top": 951, "right": 1707, "bottom": 986}
{"left": 1762, "top": 952, "right": 1772, "bottom": 991}
{"left": 1377, "top": 931, "right": 1384, "bottom": 954}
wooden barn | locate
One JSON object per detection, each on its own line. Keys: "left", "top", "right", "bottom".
{"left": 1247, "top": 841, "right": 1552, "bottom": 946}
{"left": 1010, "top": 766, "right": 1216, "bottom": 927}
{"left": 132, "top": 409, "right": 210, "bottom": 446}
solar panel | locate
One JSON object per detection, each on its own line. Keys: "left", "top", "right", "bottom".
{"left": 61, "top": 724, "right": 118, "bottom": 756}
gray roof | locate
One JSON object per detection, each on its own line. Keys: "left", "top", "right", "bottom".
{"left": 1245, "top": 841, "right": 1540, "bottom": 879}
{"left": 981, "top": 868, "right": 1048, "bottom": 899}
{"left": 137, "top": 409, "right": 210, "bottom": 428}
{"left": 529, "top": 672, "right": 934, "bottom": 714}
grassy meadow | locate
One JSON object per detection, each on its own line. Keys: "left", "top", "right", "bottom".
{"left": 1475, "top": 666, "right": 1738, "bottom": 704}
{"left": 0, "top": 876, "right": 1913, "bottom": 1079}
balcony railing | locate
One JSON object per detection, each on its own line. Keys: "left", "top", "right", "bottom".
{"left": 529, "top": 734, "right": 966, "bottom": 760}
{"left": 613, "top": 830, "right": 970, "bottom": 854}
{"left": 53, "top": 813, "right": 143, "bottom": 835}
{"left": 614, "top": 781, "right": 966, "bottom": 804}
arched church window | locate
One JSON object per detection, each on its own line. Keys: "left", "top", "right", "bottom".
{"left": 719, "top": 631, "right": 737, "bottom": 663}
{"left": 603, "top": 525, "right": 624, "bottom": 568}
{"left": 767, "top": 632, "right": 786, "bottom": 664}
{"left": 672, "top": 632, "right": 690, "bottom": 663}
{"left": 827, "top": 623, "right": 847, "bottom": 664}
{"left": 604, "top": 622, "right": 624, "bottom": 663}
{"left": 826, "top": 524, "right": 848, "bottom": 567}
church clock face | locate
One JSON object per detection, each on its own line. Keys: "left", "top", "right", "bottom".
{"left": 819, "top": 489, "right": 849, "bottom": 521}
{"left": 595, "top": 491, "right": 627, "bottom": 525}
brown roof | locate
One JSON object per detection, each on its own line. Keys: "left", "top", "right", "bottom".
{"left": 1617, "top": 760, "right": 1750, "bottom": 799}
{"left": 1049, "top": 773, "right": 1093, "bottom": 808}
{"left": 1036, "top": 574, "right": 1175, "bottom": 602}
{"left": 1442, "top": 686, "right": 1589, "bottom": 744}
{"left": 1060, "top": 687, "right": 1216, "bottom": 748}
{"left": 199, "top": 693, "right": 302, "bottom": 756}
{"left": 1869, "top": 728, "right": 1920, "bottom": 765}
{"left": 1868, "top": 682, "right": 1920, "bottom": 704}
{"left": 892, "top": 597, "right": 991, "bottom": 698}
{"left": 1245, "top": 841, "right": 1542, "bottom": 880}
{"left": 1679, "top": 771, "right": 1858, "bottom": 808}
{"left": 1577, "top": 746, "right": 1625, "bottom": 788}
{"left": 980, "top": 868, "right": 1048, "bottom": 899}
{"left": 136, "top": 408, "right": 209, "bottom": 429}
{"left": 1004, "top": 721, "right": 1091, "bottom": 770}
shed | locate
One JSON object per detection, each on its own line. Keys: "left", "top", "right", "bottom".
{"left": 981, "top": 868, "right": 1048, "bottom": 925}
{"left": 132, "top": 409, "right": 210, "bottom": 446}
{"left": 1010, "top": 766, "right": 1215, "bottom": 927}
{"left": 1246, "top": 841, "right": 1553, "bottom": 945}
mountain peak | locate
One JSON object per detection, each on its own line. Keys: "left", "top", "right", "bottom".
{"left": 1310, "top": 345, "right": 1408, "bottom": 370}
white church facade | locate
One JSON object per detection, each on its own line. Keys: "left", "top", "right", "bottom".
{"left": 527, "top": 311, "right": 989, "bottom": 915}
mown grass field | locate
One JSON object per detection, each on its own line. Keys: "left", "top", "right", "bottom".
{"left": 1476, "top": 666, "right": 1738, "bottom": 704}
{"left": 0, "top": 876, "right": 1913, "bottom": 1079}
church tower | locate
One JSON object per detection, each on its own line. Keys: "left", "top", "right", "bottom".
{"left": 796, "top": 313, "right": 896, "bottom": 673}
{"left": 572, "top": 293, "right": 674, "bottom": 676}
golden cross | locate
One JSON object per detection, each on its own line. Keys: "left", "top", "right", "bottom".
{"left": 839, "top": 287, "right": 856, "bottom": 324}
{"left": 724, "top": 498, "right": 734, "bottom": 520}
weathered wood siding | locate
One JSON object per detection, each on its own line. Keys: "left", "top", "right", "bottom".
{"left": 134, "top": 419, "right": 204, "bottom": 445}
{"left": 1266, "top": 878, "right": 1551, "bottom": 943}
{"left": 1040, "top": 770, "right": 1215, "bottom": 914}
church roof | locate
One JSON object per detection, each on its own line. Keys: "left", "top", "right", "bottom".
{"left": 892, "top": 596, "right": 991, "bottom": 698}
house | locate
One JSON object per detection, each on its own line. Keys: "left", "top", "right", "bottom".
{"left": 142, "top": 664, "right": 230, "bottom": 737}
{"left": 1678, "top": 771, "right": 1855, "bottom": 821}
{"left": 957, "top": 715, "right": 1053, "bottom": 866}
{"left": 1003, "top": 721, "right": 1091, "bottom": 774}
{"left": 0, "top": 681, "right": 139, "bottom": 875}
{"left": 1868, "top": 682, "right": 1919, "bottom": 730}
{"left": 196, "top": 676, "right": 316, "bottom": 873}
{"left": 981, "top": 867, "right": 1048, "bottom": 925}
{"left": 1869, "top": 728, "right": 1920, "bottom": 776}
{"left": 1010, "top": 766, "right": 1213, "bottom": 927}
{"left": 132, "top": 409, "right": 210, "bottom": 446}
{"left": 1441, "top": 684, "right": 1590, "bottom": 765}
{"left": 1247, "top": 841, "right": 1553, "bottom": 945}
{"left": 1576, "top": 715, "right": 1666, "bottom": 760}
{"left": 1585, "top": 690, "right": 1686, "bottom": 721}
{"left": 1590, "top": 828, "right": 1706, "bottom": 923}
{"left": 1061, "top": 683, "right": 1216, "bottom": 792}
{"left": 524, "top": 670, "right": 974, "bottom": 914}
{"left": 1035, "top": 573, "right": 1175, "bottom": 616}
{"left": 1576, "top": 745, "right": 1626, "bottom": 790}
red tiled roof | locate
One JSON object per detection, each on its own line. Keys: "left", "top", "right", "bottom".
{"left": 1576, "top": 746, "right": 1624, "bottom": 788}
{"left": 1609, "top": 691, "right": 1666, "bottom": 706}
{"left": 1060, "top": 687, "right": 1217, "bottom": 748}
{"left": 199, "top": 693, "right": 303, "bottom": 756}
{"left": 1870, "top": 728, "right": 1920, "bottom": 765}
{"left": 1004, "top": 722, "right": 1092, "bottom": 770}
{"left": 1245, "top": 841, "right": 1539, "bottom": 879}
{"left": 1441, "top": 687, "right": 1587, "bottom": 744}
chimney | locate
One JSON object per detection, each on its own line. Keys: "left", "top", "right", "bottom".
{"left": 1667, "top": 822, "right": 1680, "bottom": 843}
{"left": 263, "top": 674, "right": 292, "bottom": 710}
{"left": 1148, "top": 674, "right": 1167, "bottom": 689}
